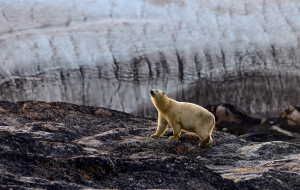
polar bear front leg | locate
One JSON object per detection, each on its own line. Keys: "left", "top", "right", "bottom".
{"left": 169, "top": 122, "right": 181, "bottom": 140}
{"left": 151, "top": 114, "right": 168, "bottom": 138}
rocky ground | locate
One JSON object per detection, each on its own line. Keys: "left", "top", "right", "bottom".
{"left": 0, "top": 101, "right": 299, "bottom": 189}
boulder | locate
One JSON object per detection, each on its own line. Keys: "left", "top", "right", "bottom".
{"left": 261, "top": 105, "right": 300, "bottom": 137}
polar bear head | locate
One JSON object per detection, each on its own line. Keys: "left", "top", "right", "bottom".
{"left": 150, "top": 89, "right": 166, "bottom": 101}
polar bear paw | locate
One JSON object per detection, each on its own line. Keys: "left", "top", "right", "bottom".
{"left": 169, "top": 136, "right": 179, "bottom": 140}
{"left": 150, "top": 134, "right": 160, "bottom": 138}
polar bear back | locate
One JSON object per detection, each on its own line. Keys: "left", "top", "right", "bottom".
{"left": 164, "top": 99, "right": 214, "bottom": 133}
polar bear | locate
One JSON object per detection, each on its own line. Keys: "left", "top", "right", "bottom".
{"left": 150, "top": 89, "right": 215, "bottom": 147}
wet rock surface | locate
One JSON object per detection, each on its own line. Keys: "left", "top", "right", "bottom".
{"left": 0, "top": 101, "right": 299, "bottom": 189}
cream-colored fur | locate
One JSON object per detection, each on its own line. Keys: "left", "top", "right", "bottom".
{"left": 150, "top": 89, "right": 215, "bottom": 147}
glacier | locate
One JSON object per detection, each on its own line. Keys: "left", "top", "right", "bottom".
{"left": 0, "top": 0, "right": 300, "bottom": 117}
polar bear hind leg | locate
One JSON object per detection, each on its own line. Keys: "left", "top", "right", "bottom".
{"left": 196, "top": 129, "right": 213, "bottom": 147}
{"left": 201, "top": 135, "right": 213, "bottom": 147}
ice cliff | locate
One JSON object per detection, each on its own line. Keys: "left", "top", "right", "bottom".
{"left": 0, "top": 0, "right": 300, "bottom": 116}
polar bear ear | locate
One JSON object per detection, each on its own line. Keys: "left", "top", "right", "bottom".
{"left": 162, "top": 91, "right": 166, "bottom": 95}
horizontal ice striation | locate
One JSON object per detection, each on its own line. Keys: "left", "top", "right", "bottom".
{"left": 0, "top": 0, "right": 300, "bottom": 116}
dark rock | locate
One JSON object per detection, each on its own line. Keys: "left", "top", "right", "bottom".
{"left": 237, "top": 170, "right": 300, "bottom": 190}
{"left": 205, "top": 103, "right": 300, "bottom": 137}
{"left": 281, "top": 106, "right": 300, "bottom": 125}
{"left": 260, "top": 105, "right": 300, "bottom": 137}
{"left": 0, "top": 101, "right": 299, "bottom": 189}
{"left": 239, "top": 133, "right": 297, "bottom": 142}
{"left": 206, "top": 103, "right": 262, "bottom": 126}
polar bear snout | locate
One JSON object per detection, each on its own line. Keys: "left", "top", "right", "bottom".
{"left": 150, "top": 90, "right": 156, "bottom": 96}
{"left": 150, "top": 89, "right": 166, "bottom": 97}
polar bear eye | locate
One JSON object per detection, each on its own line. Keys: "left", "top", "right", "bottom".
{"left": 156, "top": 90, "right": 158, "bottom": 92}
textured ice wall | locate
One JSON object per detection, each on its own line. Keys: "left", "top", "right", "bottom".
{"left": 0, "top": 0, "right": 300, "bottom": 116}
